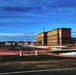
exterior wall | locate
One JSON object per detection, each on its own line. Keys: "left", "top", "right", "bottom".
{"left": 36, "top": 32, "right": 47, "bottom": 45}
{"left": 58, "top": 29, "right": 62, "bottom": 45}
{"left": 44, "top": 32, "right": 47, "bottom": 45}
{"left": 62, "top": 29, "right": 71, "bottom": 44}
{"left": 62, "top": 29, "right": 71, "bottom": 37}
{"left": 47, "top": 30, "right": 59, "bottom": 45}
{"left": 36, "top": 33, "right": 44, "bottom": 45}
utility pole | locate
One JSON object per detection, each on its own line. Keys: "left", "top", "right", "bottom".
{"left": 43, "top": 27, "right": 44, "bottom": 33}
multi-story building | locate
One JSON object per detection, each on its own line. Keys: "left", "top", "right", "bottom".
{"left": 36, "top": 28, "right": 72, "bottom": 45}
{"left": 47, "top": 28, "right": 71, "bottom": 45}
{"left": 36, "top": 32, "right": 47, "bottom": 45}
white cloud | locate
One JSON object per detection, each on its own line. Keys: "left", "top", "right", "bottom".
{"left": 0, "top": 33, "right": 36, "bottom": 42}
{"left": 0, "top": 33, "right": 36, "bottom": 36}
{"left": 0, "top": 33, "right": 25, "bottom": 36}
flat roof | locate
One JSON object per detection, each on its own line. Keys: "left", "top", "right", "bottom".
{"left": 36, "top": 28, "right": 72, "bottom": 37}
{"left": 36, "top": 32, "right": 47, "bottom": 37}
{"left": 47, "top": 28, "right": 71, "bottom": 33}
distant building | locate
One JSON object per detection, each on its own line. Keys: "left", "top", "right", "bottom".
{"left": 36, "top": 28, "right": 76, "bottom": 45}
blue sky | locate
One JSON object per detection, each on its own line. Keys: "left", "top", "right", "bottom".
{"left": 0, "top": 0, "right": 76, "bottom": 42}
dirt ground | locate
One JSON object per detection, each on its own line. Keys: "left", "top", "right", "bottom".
{"left": 0, "top": 58, "right": 76, "bottom": 68}
{"left": 0, "top": 56, "right": 76, "bottom": 74}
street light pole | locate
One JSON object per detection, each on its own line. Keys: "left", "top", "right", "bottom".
{"left": 43, "top": 27, "right": 44, "bottom": 33}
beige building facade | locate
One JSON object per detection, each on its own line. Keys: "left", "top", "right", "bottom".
{"left": 36, "top": 32, "right": 47, "bottom": 45}
{"left": 47, "top": 28, "right": 71, "bottom": 45}
{"left": 36, "top": 28, "right": 72, "bottom": 45}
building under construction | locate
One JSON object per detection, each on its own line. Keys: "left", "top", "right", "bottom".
{"left": 36, "top": 28, "right": 76, "bottom": 45}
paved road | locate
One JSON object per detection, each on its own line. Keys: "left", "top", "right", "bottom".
{"left": 0, "top": 68, "right": 76, "bottom": 75}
